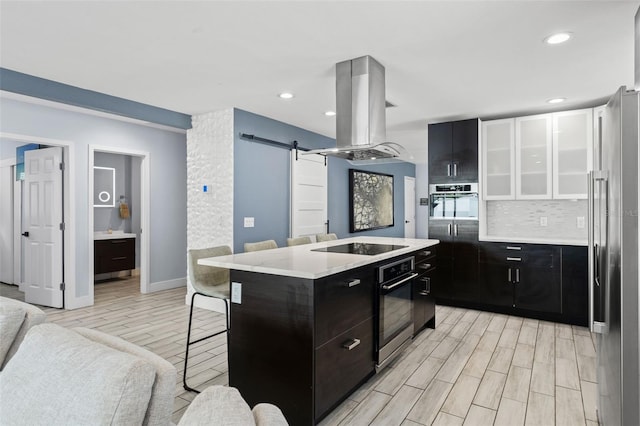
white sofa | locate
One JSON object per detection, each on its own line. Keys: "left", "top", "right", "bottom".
{"left": 178, "top": 385, "right": 288, "bottom": 426}
{"left": 0, "top": 323, "right": 175, "bottom": 426}
{"left": 0, "top": 296, "right": 46, "bottom": 370}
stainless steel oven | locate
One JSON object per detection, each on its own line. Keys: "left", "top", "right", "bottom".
{"left": 376, "top": 256, "right": 417, "bottom": 370}
{"left": 429, "top": 183, "right": 479, "bottom": 219}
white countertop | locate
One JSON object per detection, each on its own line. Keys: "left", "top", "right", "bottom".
{"left": 480, "top": 235, "right": 587, "bottom": 246}
{"left": 199, "top": 236, "right": 439, "bottom": 279}
{"left": 94, "top": 231, "right": 137, "bottom": 240}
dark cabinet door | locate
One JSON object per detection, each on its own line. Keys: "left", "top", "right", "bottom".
{"left": 452, "top": 119, "right": 479, "bottom": 181}
{"left": 451, "top": 221, "right": 479, "bottom": 302}
{"left": 478, "top": 243, "right": 513, "bottom": 307}
{"left": 561, "top": 246, "right": 588, "bottom": 326}
{"left": 428, "top": 122, "right": 453, "bottom": 184}
{"left": 515, "top": 246, "right": 562, "bottom": 313}
{"left": 428, "top": 220, "right": 453, "bottom": 300}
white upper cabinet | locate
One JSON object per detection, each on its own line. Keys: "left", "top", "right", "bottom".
{"left": 552, "top": 109, "right": 593, "bottom": 199}
{"left": 482, "top": 108, "right": 593, "bottom": 200}
{"left": 515, "top": 114, "right": 553, "bottom": 199}
{"left": 482, "top": 119, "right": 515, "bottom": 200}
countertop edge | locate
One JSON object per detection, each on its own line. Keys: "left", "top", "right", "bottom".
{"left": 94, "top": 233, "right": 137, "bottom": 240}
{"left": 199, "top": 238, "right": 440, "bottom": 279}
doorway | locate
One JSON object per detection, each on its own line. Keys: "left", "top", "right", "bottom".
{"left": 89, "top": 146, "right": 150, "bottom": 298}
{"left": 404, "top": 176, "right": 416, "bottom": 238}
{"left": 0, "top": 133, "right": 76, "bottom": 309}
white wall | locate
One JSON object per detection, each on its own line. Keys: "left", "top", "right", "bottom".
{"left": 0, "top": 96, "right": 188, "bottom": 305}
{"left": 185, "top": 109, "right": 234, "bottom": 311}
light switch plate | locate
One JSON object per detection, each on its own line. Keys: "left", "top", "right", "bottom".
{"left": 244, "top": 217, "right": 254, "bottom": 228}
{"left": 231, "top": 282, "right": 242, "bottom": 304}
{"left": 540, "top": 216, "right": 548, "bottom": 227}
{"left": 577, "top": 216, "right": 585, "bottom": 228}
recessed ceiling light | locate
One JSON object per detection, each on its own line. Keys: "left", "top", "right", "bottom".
{"left": 325, "top": 111, "right": 336, "bottom": 116}
{"left": 547, "top": 97, "right": 566, "bottom": 104}
{"left": 278, "top": 92, "right": 294, "bottom": 99}
{"left": 545, "top": 32, "right": 572, "bottom": 45}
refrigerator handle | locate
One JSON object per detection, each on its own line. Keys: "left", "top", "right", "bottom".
{"left": 588, "top": 171, "right": 595, "bottom": 331}
{"left": 590, "top": 170, "right": 609, "bottom": 334}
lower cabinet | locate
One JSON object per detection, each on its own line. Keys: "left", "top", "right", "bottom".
{"left": 478, "top": 243, "right": 561, "bottom": 313}
{"left": 94, "top": 238, "right": 135, "bottom": 274}
{"left": 413, "top": 249, "right": 436, "bottom": 334}
{"left": 475, "top": 242, "right": 587, "bottom": 325}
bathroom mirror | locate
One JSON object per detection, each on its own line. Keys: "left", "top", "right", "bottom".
{"left": 94, "top": 166, "right": 116, "bottom": 207}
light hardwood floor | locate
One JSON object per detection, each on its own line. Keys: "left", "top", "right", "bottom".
{"left": 1, "top": 279, "right": 598, "bottom": 425}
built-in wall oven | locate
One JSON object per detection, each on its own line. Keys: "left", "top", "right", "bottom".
{"left": 429, "top": 183, "right": 479, "bottom": 219}
{"left": 376, "top": 256, "right": 417, "bottom": 370}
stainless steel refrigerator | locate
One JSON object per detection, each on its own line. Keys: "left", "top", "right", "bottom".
{"left": 588, "top": 86, "right": 639, "bottom": 425}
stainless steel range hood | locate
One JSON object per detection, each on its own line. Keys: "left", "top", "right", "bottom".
{"left": 305, "top": 55, "right": 404, "bottom": 162}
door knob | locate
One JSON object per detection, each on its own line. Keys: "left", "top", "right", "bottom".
{"left": 405, "top": 220, "right": 410, "bottom": 224}
{"left": 21, "top": 232, "right": 29, "bottom": 237}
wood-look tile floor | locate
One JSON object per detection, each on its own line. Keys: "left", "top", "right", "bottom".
{"left": 1, "top": 279, "right": 598, "bottom": 425}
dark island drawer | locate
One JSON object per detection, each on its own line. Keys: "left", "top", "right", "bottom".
{"left": 314, "top": 266, "right": 374, "bottom": 346}
{"left": 314, "top": 317, "right": 374, "bottom": 419}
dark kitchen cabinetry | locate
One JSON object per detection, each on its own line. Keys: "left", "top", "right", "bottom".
{"left": 229, "top": 264, "right": 376, "bottom": 426}
{"left": 478, "top": 242, "right": 562, "bottom": 313}
{"left": 561, "top": 246, "right": 588, "bottom": 326}
{"left": 428, "top": 118, "right": 479, "bottom": 183}
{"left": 94, "top": 238, "right": 135, "bottom": 274}
{"left": 429, "top": 220, "right": 479, "bottom": 304}
{"left": 413, "top": 248, "right": 436, "bottom": 334}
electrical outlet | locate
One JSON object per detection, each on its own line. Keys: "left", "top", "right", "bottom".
{"left": 231, "top": 282, "right": 242, "bottom": 304}
{"left": 577, "top": 216, "right": 585, "bottom": 229}
{"left": 540, "top": 216, "right": 548, "bottom": 227}
{"left": 244, "top": 217, "right": 254, "bottom": 228}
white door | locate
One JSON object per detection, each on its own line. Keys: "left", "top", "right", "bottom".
{"left": 0, "top": 164, "right": 14, "bottom": 284}
{"left": 404, "top": 176, "right": 416, "bottom": 238}
{"left": 291, "top": 152, "right": 328, "bottom": 240}
{"left": 23, "top": 147, "right": 63, "bottom": 307}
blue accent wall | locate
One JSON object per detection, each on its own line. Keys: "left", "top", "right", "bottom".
{"left": 0, "top": 68, "right": 192, "bottom": 130}
{"left": 233, "top": 108, "right": 416, "bottom": 252}
{"left": 327, "top": 159, "right": 415, "bottom": 239}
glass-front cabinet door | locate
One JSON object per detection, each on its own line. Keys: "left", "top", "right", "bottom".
{"left": 552, "top": 108, "right": 593, "bottom": 199}
{"left": 515, "top": 114, "right": 553, "bottom": 199}
{"left": 482, "top": 119, "right": 515, "bottom": 200}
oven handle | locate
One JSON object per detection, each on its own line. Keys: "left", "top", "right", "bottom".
{"left": 381, "top": 273, "right": 419, "bottom": 291}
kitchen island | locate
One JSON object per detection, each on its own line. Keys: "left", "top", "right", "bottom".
{"left": 199, "top": 236, "right": 439, "bottom": 425}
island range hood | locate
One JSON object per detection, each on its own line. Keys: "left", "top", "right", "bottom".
{"left": 305, "top": 55, "right": 405, "bottom": 162}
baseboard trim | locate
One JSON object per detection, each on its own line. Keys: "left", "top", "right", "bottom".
{"left": 147, "top": 277, "right": 186, "bottom": 293}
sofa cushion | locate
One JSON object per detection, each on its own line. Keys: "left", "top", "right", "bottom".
{"left": 178, "top": 385, "right": 256, "bottom": 426}
{"left": 0, "top": 323, "right": 155, "bottom": 426}
{"left": 0, "top": 297, "right": 46, "bottom": 369}
{"left": 0, "top": 303, "right": 25, "bottom": 368}
{"left": 73, "top": 327, "right": 177, "bottom": 426}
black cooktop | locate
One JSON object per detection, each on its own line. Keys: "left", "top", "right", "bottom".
{"left": 312, "top": 242, "right": 408, "bottom": 256}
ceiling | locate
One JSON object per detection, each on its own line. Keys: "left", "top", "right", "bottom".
{"left": 1, "top": 1, "right": 638, "bottom": 164}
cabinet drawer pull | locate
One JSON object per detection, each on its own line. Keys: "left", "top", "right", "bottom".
{"left": 112, "top": 256, "right": 127, "bottom": 261}
{"left": 506, "top": 257, "right": 521, "bottom": 262}
{"left": 508, "top": 268, "right": 512, "bottom": 282}
{"left": 419, "top": 290, "right": 430, "bottom": 296}
{"left": 342, "top": 338, "right": 361, "bottom": 351}
{"left": 506, "top": 246, "right": 522, "bottom": 251}
{"left": 346, "top": 279, "right": 361, "bottom": 287}
{"left": 516, "top": 268, "right": 520, "bottom": 283}
{"left": 420, "top": 250, "right": 432, "bottom": 257}
{"left": 417, "top": 263, "right": 432, "bottom": 270}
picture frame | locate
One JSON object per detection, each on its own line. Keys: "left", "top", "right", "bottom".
{"left": 349, "top": 169, "right": 394, "bottom": 232}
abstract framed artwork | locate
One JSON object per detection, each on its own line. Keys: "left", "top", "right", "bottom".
{"left": 349, "top": 169, "right": 394, "bottom": 232}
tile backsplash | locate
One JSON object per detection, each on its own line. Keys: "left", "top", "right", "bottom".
{"left": 486, "top": 200, "right": 588, "bottom": 241}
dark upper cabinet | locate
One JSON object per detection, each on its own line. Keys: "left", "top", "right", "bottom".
{"left": 428, "top": 119, "right": 479, "bottom": 183}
